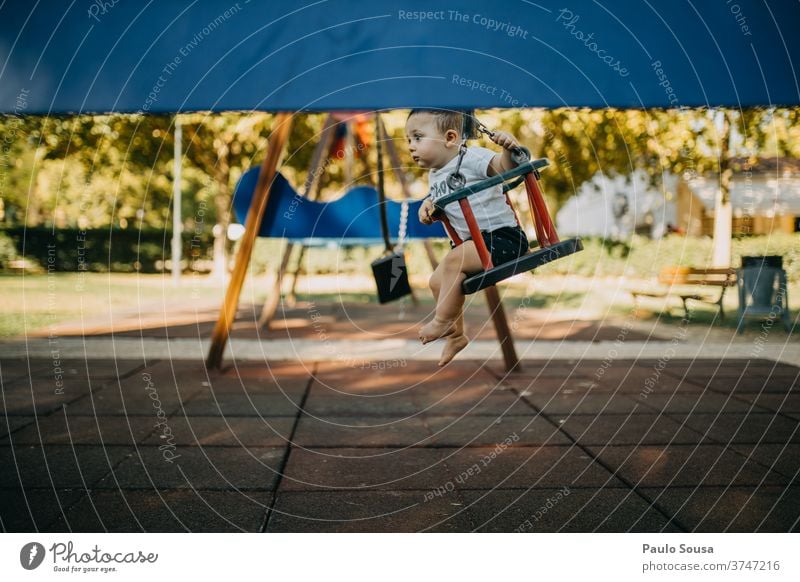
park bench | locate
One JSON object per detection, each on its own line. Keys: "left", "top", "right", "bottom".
{"left": 630, "top": 266, "right": 737, "bottom": 321}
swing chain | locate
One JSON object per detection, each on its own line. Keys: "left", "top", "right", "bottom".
{"left": 473, "top": 120, "right": 531, "bottom": 165}
{"left": 446, "top": 139, "right": 469, "bottom": 191}
{"left": 396, "top": 198, "right": 409, "bottom": 251}
{"left": 446, "top": 113, "right": 530, "bottom": 191}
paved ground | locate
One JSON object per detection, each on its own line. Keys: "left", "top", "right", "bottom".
{"left": 1, "top": 356, "right": 798, "bottom": 532}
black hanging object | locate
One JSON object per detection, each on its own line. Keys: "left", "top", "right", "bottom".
{"left": 371, "top": 252, "right": 412, "bottom": 303}
{"left": 370, "top": 114, "right": 412, "bottom": 303}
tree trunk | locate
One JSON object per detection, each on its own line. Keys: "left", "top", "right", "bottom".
{"left": 711, "top": 111, "right": 733, "bottom": 268}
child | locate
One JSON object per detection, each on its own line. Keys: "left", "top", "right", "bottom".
{"left": 407, "top": 109, "right": 529, "bottom": 366}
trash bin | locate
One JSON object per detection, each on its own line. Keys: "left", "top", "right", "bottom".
{"left": 741, "top": 255, "right": 783, "bottom": 269}
{"left": 736, "top": 256, "right": 792, "bottom": 334}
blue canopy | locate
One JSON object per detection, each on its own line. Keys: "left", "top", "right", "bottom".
{"left": 1, "top": 0, "right": 798, "bottom": 114}
{"left": 232, "top": 167, "right": 447, "bottom": 242}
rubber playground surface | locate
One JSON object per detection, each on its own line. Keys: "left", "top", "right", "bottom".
{"left": 1, "top": 299, "right": 798, "bottom": 532}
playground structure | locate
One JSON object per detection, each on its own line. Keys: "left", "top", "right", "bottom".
{"left": 1, "top": 1, "right": 796, "bottom": 370}
{"left": 227, "top": 112, "right": 579, "bottom": 371}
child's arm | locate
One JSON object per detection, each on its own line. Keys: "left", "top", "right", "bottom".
{"left": 487, "top": 131, "right": 522, "bottom": 176}
{"left": 418, "top": 197, "right": 434, "bottom": 225}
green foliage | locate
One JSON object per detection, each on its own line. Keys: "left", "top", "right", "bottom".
{"left": 1, "top": 227, "right": 214, "bottom": 273}
{"left": 0, "top": 231, "right": 18, "bottom": 269}
{"left": 2, "top": 108, "right": 799, "bottom": 284}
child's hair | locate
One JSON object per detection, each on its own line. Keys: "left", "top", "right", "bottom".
{"left": 407, "top": 109, "right": 465, "bottom": 136}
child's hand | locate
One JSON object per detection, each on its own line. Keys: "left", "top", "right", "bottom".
{"left": 418, "top": 198, "right": 434, "bottom": 225}
{"left": 489, "top": 130, "right": 520, "bottom": 151}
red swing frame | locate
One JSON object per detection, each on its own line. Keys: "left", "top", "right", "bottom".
{"left": 436, "top": 166, "right": 561, "bottom": 272}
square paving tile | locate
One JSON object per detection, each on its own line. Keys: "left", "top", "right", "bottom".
{"left": 497, "top": 376, "right": 596, "bottom": 395}
{"left": 414, "top": 390, "right": 534, "bottom": 416}
{"left": 181, "top": 392, "right": 303, "bottom": 417}
{"left": 141, "top": 416, "right": 295, "bottom": 447}
{"left": 423, "top": 415, "right": 571, "bottom": 446}
{"left": 4, "top": 413, "right": 155, "bottom": 446}
{"left": 639, "top": 486, "right": 800, "bottom": 532}
{"left": 702, "top": 374, "right": 798, "bottom": 394}
{"left": 1, "top": 378, "right": 77, "bottom": 416}
{"left": 205, "top": 373, "right": 309, "bottom": 396}
{"left": 0, "top": 416, "right": 35, "bottom": 439}
{"left": 4, "top": 361, "right": 145, "bottom": 405}
{"left": 487, "top": 362, "right": 595, "bottom": 382}
{"left": 292, "top": 416, "right": 430, "bottom": 447}
{"left": 225, "top": 361, "right": 316, "bottom": 382}
{"left": 727, "top": 444, "right": 800, "bottom": 481}
{"left": 587, "top": 444, "right": 789, "bottom": 487}
{"left": 95, "top": 446, "right": 285, "bottom": 490}
{"left": 461, "top": 487, "right": 681, "bottom": 532}
{"left": 633, "top": 392, "right": 757, "bottom": 414}
{"left": 731, "top": 393, "right": 800, "bottom": 416}
{"left": 598, "top": 372, "right": 706, "bottom": 393}
{"left": 665, "top": 361, "right": 799, "bottom": 381}
{"left": 281, "top": 447, "right": 450, "bottom": 491}
{"left": 0, "top": 360, "right": 51, "bottom": 384}
{"left": 0, "top": 445, "right": 131, "bottom": 488}
{"left": 669, "top": 413, "right": 800, "bottom": 445}
{"left": 302, "top": 389, "right": 422, "bottom": 418}
{"left": 43, "top": 359, "right": 145, "bottom": 380}
{"left": 15, "top": 359, "right": 144, "bottom": 388}
{"left": 267, "top": 490, "right": 473, "bottom": 532}
{"left": 48, "top": 489, "right": 273, "bottom": 532}
{"left": 442, "top": 445, "right": 624, "bottom": 489}
{"left": 0, "top": 487, "right": 85, "bottom": 532}
{"left": 67, "top": 376, "right": 204, "bottom": 416}
{"left": 524, "top": 392, "right": 643, "bottom": 415}
{"left": 557, "top": 414, "right": 706, "bottom": 446}
{"left": 313, "top": 361, "right": 486, "bottom": 394}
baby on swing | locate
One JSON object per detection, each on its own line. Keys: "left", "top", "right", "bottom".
{"left": 406, "top": 109, "right": 529, "bottom": 366}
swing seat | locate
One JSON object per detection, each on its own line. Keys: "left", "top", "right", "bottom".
{"left": 433, "top": 156, "right": 583, "bottom": 293}
{"left": 462, "top": 238, "right": 583, "bottom": 294}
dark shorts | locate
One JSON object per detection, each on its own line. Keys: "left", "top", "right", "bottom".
{"left": 452, "top": 226, "right": 530, "bottom": 267}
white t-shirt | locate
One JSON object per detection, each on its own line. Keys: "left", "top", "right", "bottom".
{"left": 428, "top": 146, "right": 518, "bottom": 240}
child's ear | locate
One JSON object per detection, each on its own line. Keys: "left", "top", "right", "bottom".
{"left": 445, "top": 129, "right": 459, "bottom": 146}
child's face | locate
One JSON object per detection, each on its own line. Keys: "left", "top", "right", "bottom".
{"left": 405, "top": 113, "right": 459, "bottom": 170}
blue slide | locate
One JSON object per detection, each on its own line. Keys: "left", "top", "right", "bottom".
{"left": 231, "top": 167, "right": 446, "bottom": 245}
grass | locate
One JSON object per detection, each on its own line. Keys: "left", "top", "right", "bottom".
{"left": 0, "top": 273, "right": 229, "bottom": 337}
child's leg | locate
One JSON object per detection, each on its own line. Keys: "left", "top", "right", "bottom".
{"left": 438, "top": 314, "right": 468, "bottom": 366}
{"left": 419, "top": 241, "right": 483, "bottom": 344}
{"left": 426, "top": 270, "right": 469, "bottom": 365}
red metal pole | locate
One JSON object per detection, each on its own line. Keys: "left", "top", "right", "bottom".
{"left": 524, "top": 173, "right": 560, "bottom": 246}
{"left": 459, "top": 198, "right": 493, "bottom": 270}
{"left": 441, "top": 217, "right": 463, "bottom": 246}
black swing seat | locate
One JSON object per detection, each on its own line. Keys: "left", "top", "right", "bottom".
{"left": 462, "top": 237, "right": 583, "bottom": 294}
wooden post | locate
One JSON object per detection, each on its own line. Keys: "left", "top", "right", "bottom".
{"left": 257, "top": 114, "right": 338, "bottom": 328}
{"left": 206, "top": 113, "right": 293, "bottom": 369}
{"left": 257, "top": 240, "right": 295, "bottom": 327}
{"left": 286, "top": 244, "right": 306, "bottom": 305}
{"left": 484, "top": 285, "right": 520, "bottom": 372}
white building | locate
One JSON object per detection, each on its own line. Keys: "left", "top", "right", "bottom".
{"left": 556, "top": 158, "right": 800, "bottom": 239}
{"left": 555, "top": 169, "right": 679, "bottom": 240}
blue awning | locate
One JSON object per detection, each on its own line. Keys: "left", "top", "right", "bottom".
{"left": 1, "top": 0, "right": 798, "bottom": 114}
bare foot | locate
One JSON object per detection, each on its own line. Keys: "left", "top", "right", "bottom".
{"left": 419, "top": 317, "right": 456, "bottom": 344}
{"left": 438, "top": 334, "right": 469, "bottom": 366}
